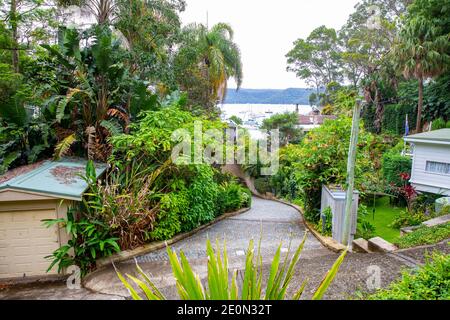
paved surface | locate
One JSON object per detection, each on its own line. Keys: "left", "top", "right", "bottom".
{"left": 1, "top": 197, "right": 448, "bottom": 300}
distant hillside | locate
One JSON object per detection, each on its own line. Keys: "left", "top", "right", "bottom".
{"left": 224, "top": 88, "right": 315, "bottom": 105}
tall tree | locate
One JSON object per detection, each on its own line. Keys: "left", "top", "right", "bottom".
{"left": 393, "top": 16, "right": 449, "bottom": 133}
{"left": 56, "top": 0, "right": 115, "bottom": 24}
{"left": 114, "top": 0, "right": 185, "bottom": 87}
{"left": 1, "top": 0, "right": 57, "bottom": 72}
{"left": 338, "top": 0, "right": 411, "bottom": 132}
{"left": 286, "top": 26, "right": 342, "bottom": 94}
{"left": 175, "top": 22, "right": 243, "bottom": 113}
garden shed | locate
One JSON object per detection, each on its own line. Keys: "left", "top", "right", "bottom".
{"left": 0, "top": 159, "right": 107, "bottom": 280}
{"left": 404, "top": 129, "right": 450, "bottom": 196}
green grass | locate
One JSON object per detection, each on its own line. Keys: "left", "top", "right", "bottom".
{"left": 365, "top": 196, "right": 403, "bottom": 243}
{"left": 395, "top": 223, "right": 450, "bottom": 249}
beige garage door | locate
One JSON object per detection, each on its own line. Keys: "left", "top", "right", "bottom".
{"left": 0, "top": 209, "right": 60, "bottom": 279}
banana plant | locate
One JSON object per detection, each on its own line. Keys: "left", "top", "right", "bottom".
{"left": 40, "top": 25, "right": 158, "bottom": 161}
{"left": 117, "top": 233, "right": 347, "bottom": 300}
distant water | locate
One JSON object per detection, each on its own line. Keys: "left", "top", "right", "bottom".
{"left": 219, "top": 104, "right": 312, "bottom": 140}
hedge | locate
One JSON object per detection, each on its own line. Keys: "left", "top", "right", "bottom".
{"left": 382, "top": 152, "right": 412, "bottom": 187}
{"left": 382, "top": 104, "right": 417, "bottom": 135}
{"left": 362, "top": 103, "right": 417, "bottom": 135}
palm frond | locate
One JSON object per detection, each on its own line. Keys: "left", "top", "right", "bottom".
{"left": 100, "top": 119, "right": 123, "bottom": 136}
{"left": 53, "top": 134, "right": 77, "bottom": 160}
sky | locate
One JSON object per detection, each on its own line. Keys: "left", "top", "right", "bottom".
{"left": 181, "top": 0, "right": 360, "bottom": 89}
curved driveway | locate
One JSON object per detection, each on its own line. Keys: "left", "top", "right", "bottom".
{"left": 3, "top": 197, "right": 443, "bottom": 300}
{"left": 84, "top": 197, "right": 330, "bottom": 298}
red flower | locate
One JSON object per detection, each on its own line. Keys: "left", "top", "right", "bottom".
{"left": 399, "top": 172, "right": 410, "bottom": 181}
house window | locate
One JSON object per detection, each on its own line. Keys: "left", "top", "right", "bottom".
{"left": 426, "top": 161, "right": 450, "bottom": 175}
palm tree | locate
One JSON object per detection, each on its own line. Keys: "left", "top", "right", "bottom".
{"left": 393, "top": 17, "right": 449, "bottom": 133}
{"left": 179, "top": 23, "right": 243, "bottom": 105}
{"left": 57, "top": 0, "right": 116, "bottom": 25}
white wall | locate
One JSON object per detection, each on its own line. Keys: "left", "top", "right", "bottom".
{"left": 411, "top": 143, "right": 450, "bottom": 196}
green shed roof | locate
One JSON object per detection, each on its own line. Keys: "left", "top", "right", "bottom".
{"left": 0, "top": 158, "right": 107, "bottom": 201}
{"left": 404, "top": 129, "right": 450, "bottom": 145}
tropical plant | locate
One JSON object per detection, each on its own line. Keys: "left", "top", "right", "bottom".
{"left": 216, "top": 181, "right": 252, "bottom": 215}
{"left": 0, "top": 64, "right": 53, "bottom": 173}
{"left": 56, "top": 0, "right": 117, "bottom": 25}
{"left": 174, "top": 22, "right": 243, "bottom": 112}
{"left": 40, "top": 25, "right": 158, "bottom": 161}
{"left": 382, "top": 152, "right": 412, "bottom": 188}
{"left": 356, "top": 204, "right": 376, "bottom": 240}
{"left": 117, "top": 234, "right": 348, "bottom": 300}
{"left": 392, "top": 16, "right": 449, "bottom": 133}
{"left": 43, "top": 207, "right": 120, "bottom": 276}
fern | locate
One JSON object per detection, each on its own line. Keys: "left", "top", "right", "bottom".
{"left": 56, "top": 88, "right": 82, "bottom": 123}
{"left": 100, "top": 119, "right": 123, "bottom": 136}
{"left": 0, "top": 151, "right": 19, "bottom": 174}
{"left": 54, "top": 134, "right": 77, "bottom": 160}
{"left": 28, "top": 144, "right": 47, "bottom": 163}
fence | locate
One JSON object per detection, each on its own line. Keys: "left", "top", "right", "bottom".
{"left": 320, "top": 185, "right": 359, "bottom": 245}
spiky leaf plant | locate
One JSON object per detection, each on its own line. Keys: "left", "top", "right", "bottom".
{"left": 117, "top": 233, "right": 347, "bottom": 300}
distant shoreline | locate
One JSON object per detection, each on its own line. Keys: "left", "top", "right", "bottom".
{"left": 224, "top": 88, "right": 314, "bottom": 105}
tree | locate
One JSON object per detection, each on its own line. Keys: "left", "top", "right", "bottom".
{"left": 175, "top": 22, "right": 243, "bottom": 113}
{"left": 286, "top": 26, "right": 342, "bottom": 94}
{"left": 261, "top": 112, "right": 303, "bottom": 146}
{"left": 114, "top": 0, "right": 185, "bottom": 86}
{"left": 393, "top": 16, "right": 449, "bottom": 133}
{"left": 40, "top": 25, "right": 158, "bottom": 161}
{"left": 228, "top": 115, "right": 242, "bottom": 126}
{"left": 56, "top": 0, "right": 115, "bottom": 24}
{"left": 0, "top": 0, "right": 57, "bottom": 72}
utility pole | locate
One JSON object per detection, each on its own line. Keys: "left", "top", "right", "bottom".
{"left": 342, "top": 99, "right": 362, "bottom": 247}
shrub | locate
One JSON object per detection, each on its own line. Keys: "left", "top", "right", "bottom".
{"left": 395, "top": 223, "right": 450, "bottom": 249}
{"left": 382, "top": 153, "right": 412, "bottom": 187}
{"left": 271, "top": 117, "right": 375, "bottom": 224}
{"left": 368, "top": 252, "right": 450, "bottom": 300}
{"left": 150, "top": 192, "right": 187, "bottom": 241}
{"left": 390, "top": 210, "right": 430, "bottom": 229}
{"left": 254, "top": 177, "right": 272, "bottom": 194}
{"left": 183, "top": 165, "right": 219, "bottom": 231}
{"left": 216, "top": 182, "right": 251, "bottom": 215}
{"left": 431, "top": 118, "right": 447, "bottom": 130}
{"left": 356, "top": 205, "right": 376, "bottom": 240}
{"left": 381, "top": 103, "right": 417, "bottom": 135}
{"left": 319, "top": 207, "right": 333, "bottom": 237}
{"left": 43, "top": 209, "right": 120, "bottom": 276}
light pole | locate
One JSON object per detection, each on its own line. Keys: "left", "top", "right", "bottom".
{"left": 342, "top": 99, "right": 363, "bottom": 247}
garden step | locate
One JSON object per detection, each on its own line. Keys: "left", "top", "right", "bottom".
{"left": 352, "top": 238, "right": 372, "bottom": 253}
{"left": 368, "top": 237, "right": 398, "bottom": 253}
{"left": 400, "top": 226, "right": 420, "bottom": 236}
{"left": 422, "top": 214, "right": 450, "bottom": 228}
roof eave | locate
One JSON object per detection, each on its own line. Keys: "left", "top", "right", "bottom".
{"left": 404, "top": 138, "right": 450, "bottom": 145}
{"left": 0, "top": 187, "right": 82, "bottom": 202}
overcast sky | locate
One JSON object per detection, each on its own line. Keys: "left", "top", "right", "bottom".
{"left": 181, "top": 0, "right": 360, "bottom": 89}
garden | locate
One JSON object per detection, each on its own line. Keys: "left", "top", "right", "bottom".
{"left": 0, "top": 0, "right": 449, "bottom": 302}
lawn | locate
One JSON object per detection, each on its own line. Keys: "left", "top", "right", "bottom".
{"left": 365, "top": 196, "right": 404, "bottom": 243}
{"left": 395, "top": 223, "right": 450, "bottom": 249}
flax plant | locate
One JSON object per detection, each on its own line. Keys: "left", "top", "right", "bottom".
{"left": 117, "top": 233, "right": 347, "bottom": 300}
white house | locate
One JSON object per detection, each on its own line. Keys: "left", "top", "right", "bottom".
{"left": 404, "top": 129, "right": 450, "bottom": 196}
